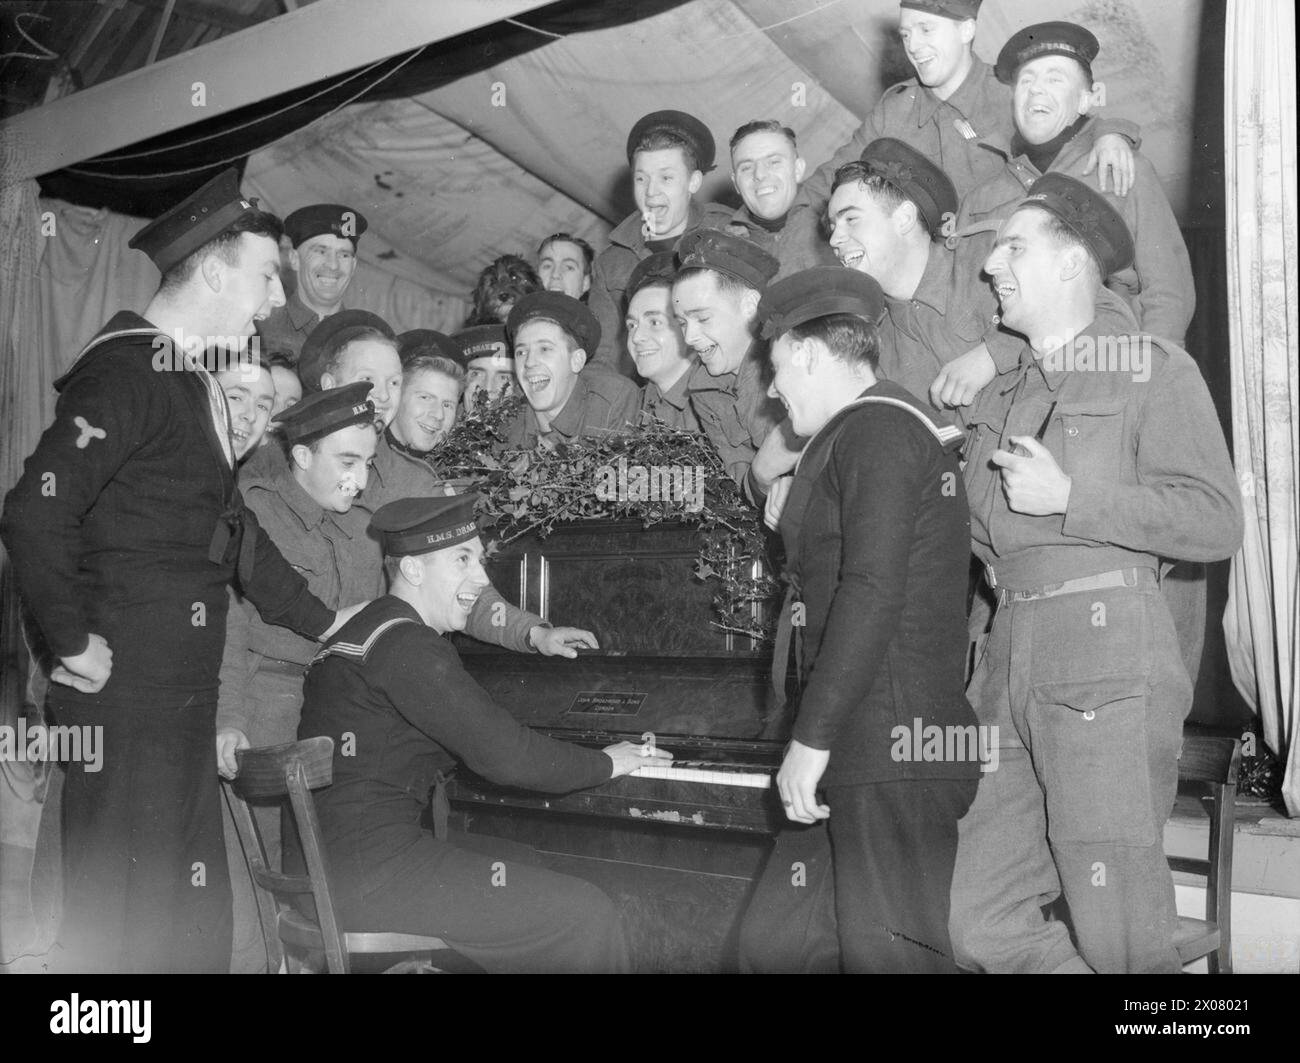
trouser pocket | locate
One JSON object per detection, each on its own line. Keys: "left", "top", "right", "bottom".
{"left": 1029, "top": 678, "right": 1155, "bottom": 847}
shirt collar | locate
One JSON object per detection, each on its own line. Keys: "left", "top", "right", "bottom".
{"left": 916, "top": 55, "right": 989, "bottom": 127}
{"left": 545, "top": 371, "right": 596, "bottom": 440}
{"left": 286, "top": 291, "right": 322, "bottom": 332}
{"left": 273, "top": 461, "right": 329, "bottom": 532}
{"left": 890, "top": 241, "right": 953, "bottom": 316}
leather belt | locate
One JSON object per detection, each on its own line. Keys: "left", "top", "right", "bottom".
{"left": 991, "top": 566, "right": 1157, "bottom": 602}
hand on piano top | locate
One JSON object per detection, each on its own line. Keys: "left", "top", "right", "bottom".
{"left": 531, "top": 625, "right": 599, "bottom": 659}
{"left": 603, "top": 740, "right": 673, "bottom": 779}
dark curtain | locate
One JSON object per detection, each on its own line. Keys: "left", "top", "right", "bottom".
{"left": 1181, "top": 224, "right": 1250, "bottom": 730}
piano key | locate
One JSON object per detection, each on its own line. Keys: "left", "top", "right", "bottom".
{"left": 630, "top": 763, "right": 772, "bottom": 789}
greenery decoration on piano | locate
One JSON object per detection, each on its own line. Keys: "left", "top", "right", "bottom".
{"left": 433, "top": 393, "right": 779, "bottom": 642}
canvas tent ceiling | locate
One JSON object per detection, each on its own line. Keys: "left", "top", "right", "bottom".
{"left": 14, "top": 0, "right": 1218, "bottom": 325}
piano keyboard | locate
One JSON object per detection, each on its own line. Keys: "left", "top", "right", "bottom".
{"left": 631, "top": 759, "right": 772, "bottom": 789}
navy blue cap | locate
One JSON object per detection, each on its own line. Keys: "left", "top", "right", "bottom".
{"left": 298, "top": 310, "right": 395, "bottom": 392}
{"left": 397, "top": 329, "right": 461, "bottom": 366}
{"left": 625, "top": 252, "right": 678, "bottom": 304}
{"left": 129, "top": 168, "right": 264, "bottom": 275}
{"left": 371, "top": 495, "right": 482, "bottom": 557}
{"left": 860, "top": 137, "right": 958, "bottom": 236}
{"left": 272, "top": 381, "right": 376, "bottom": 445}
{"left": 676, "top": 229, "right": 779, "bottom": 291}
{"left": 506, "top": 292, "right": 601, "bottom": 356}
{"left": 627, "top": 110, "right": 716, "bottom": 172}
{"left": 758, "top": 267, "right": 887, "bottom": 341}
{"left": 995, "top": 21, "right": 1099, "bottom": 84}
{"left": 284, "top": 204, "right": 368, "bottom": 248}
{"left": 1020, "top": 172, "right": 1134, "bottom": 276}
{"left": 451, "top": 324, "right": 511, "bottom": 368}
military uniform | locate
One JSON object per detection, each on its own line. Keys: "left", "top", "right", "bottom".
{"left": 254, "top": 290, "right": 320, "bottom": 364}
{"left": 587, "top": 200, "right": 735, "bottom": 377}
{"left": 949, "top": 184, "right": 1243, "bottom": 973}
{"left": 739, "top": 269, "right": 979, "bottom": 971}
{"left": 217, "top": 387, "right": 384, "bottom": 971}
{"left": 687, "top": 355, "right": 785, "bottom": 495}
{"left": 1, "top": 308, "right": 333, "bottom": 973}
{"left": 955, "top": 116, "right": 1195, "bottom": 345}
{"left": 725, "top": 203, "right": 837, "bottom": 279}
{"left": 298, "top": 493, "right": 628, "bottom": 973}
{"left": 505, "top": 366, "right": 641, "bottom": 448}
{"left": 639, "top": 362, "right": 701, "bottom": 432}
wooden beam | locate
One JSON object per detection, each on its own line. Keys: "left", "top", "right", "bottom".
{"left": 0, "top": 0, "right": 554, "bottom": 186}
{"left": 145, "top": 0, "right": 177, "bottom": 65}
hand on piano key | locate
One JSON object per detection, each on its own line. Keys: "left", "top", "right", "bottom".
{"left": 603, "top": 739, "right": 673, "bottom": 778}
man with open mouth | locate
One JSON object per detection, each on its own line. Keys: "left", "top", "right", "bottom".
{"left": 782, "top": 0, "right": 1141, "bottom": 279}
{"left": 256, "top": 202, "right": 367, "bottom": 366}
{"left": 504, "top": 291, "right": 640, "bottom": 450}
{"left": 216, "top": 382, "right": 381, "bottom": 972}
{"left": 673, "top": 229, "right": 802, "bottom": 504}
{"left": 295, "top": 493, "right": 672, "bottom": 972}
{"left": 586, "top": 109, "right": 735, "bottom": 378}
{"left": 948, "top": 175, "right": 1241, "bottom": 974}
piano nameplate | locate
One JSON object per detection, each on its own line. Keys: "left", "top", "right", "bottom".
{"left": 566, "top": 690, "right": 648, "bottom": 717}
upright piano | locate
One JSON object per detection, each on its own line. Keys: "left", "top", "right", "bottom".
{"left": 449, "top": 519, "right": 792, "bottom": 971}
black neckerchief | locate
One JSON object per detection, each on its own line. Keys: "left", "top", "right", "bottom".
{"left": 1012, "top": 115, "right": 1089, "bottom": 172}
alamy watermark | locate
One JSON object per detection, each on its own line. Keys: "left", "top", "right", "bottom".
{"left": 1041, "top": 333, "right": 1152, "bottom": 382}
{"left": 0, "top": 718, "right": 103, "bottom": 772}
{"left": 890, "top": 718, "right": 1000, "bottom": 773}
{"left": 151, "top": 329, "right": 264, "bottom": 378}
{"left": 594, "top": 457, "right": 705, "bottom": 513}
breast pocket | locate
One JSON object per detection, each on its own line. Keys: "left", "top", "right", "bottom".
{"left": 1056, "top": 400, "right": 1129, "bottom": 481}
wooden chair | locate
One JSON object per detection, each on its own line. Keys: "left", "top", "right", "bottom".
{"left": 222, "top": 735, "right": 452, "bottom": 973}
{"left": 1169, "top": 735, "right": 1241, "bottom": 974}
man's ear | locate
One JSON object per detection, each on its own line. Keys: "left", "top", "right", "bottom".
{"left": 290, "top": 443, "right": 312, "bottom": 472}
{"left": 569, "top": 347, "right": 589, "bottom": 374}
{"left": 399, "top": 554, "right": 424, "bottom": 587}
{"left": 894, "top": 199, "right": 922, "bottom": 237}
{"left": 320, "top": 372, "right": 336, "bottom": 391}
{"left": 288, "top": 247, "right": 301, "bottom": 273}
{"left": 740, "top": 287, "right": 762, "bottom": 321}
{"left": 793, "top": 156, "right": 807, "bottom": 184}
{"left": 199, "top": 252, "right": 224, "bottom": 293}
{"left": 959, "top": 18, "right": 976, "bottom": 46}
{"left": 581, "top": 273, "right": 592, "bottom": 296}
{"left": 1082, "top": 80, "right": 1105, "bottom": 114}
{"left": 688, "top": 170, "right": 704, "bottom": 196}
{"left": 1059, "top": 244, "right": 1091, "bottom": 283}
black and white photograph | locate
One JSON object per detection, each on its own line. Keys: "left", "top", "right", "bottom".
{"left": 0, "top": 0, "right": 1294, "bottom": 1018}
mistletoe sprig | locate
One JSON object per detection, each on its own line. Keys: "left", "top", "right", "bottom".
{"left": 433, "top": 394, "right": 780, "bottom": 641}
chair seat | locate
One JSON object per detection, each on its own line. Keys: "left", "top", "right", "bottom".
{"left": 1173, "top": 915, "right": 1219, "bottom": 963}
{"left": 278, "top": 907, "right": 448, "bottom": 956}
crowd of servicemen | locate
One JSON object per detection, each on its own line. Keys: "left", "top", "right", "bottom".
{"left": 0, "top": 0, "right": 1243, "bottom": 976}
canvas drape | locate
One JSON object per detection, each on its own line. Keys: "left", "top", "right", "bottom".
{"left": 1222, "top": 0, "right": 1299, "bottom": 816}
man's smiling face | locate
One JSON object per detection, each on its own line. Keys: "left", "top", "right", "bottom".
{"left": 1013, "top": 55, "right": 1094, "bottom": 144}
{"left": 898, "top": 10, "right": 973, "bottom": 97}
{"left": 828, "top": 180, "right": 903, "bottom": 282}
{"left": 633, "top": 147, "right": 703, "bottom": 239}
{"left": 514, "top": 318, "right": 584, "bottom": 416}
{"left": 731, "top": 130, "right": 805, "bottom": 222}
{"left": 291, "top": 233, "right": 356, "bottom": 310}
{"left": 672, "top": 271, "right": 757, "bottom": 378}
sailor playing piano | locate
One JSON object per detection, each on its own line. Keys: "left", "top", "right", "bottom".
{"left": 738, "top": 268, "right": 981, "bottom": 973}
{"left": 295, "top": 492, "right": 671, "bottom": 973}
